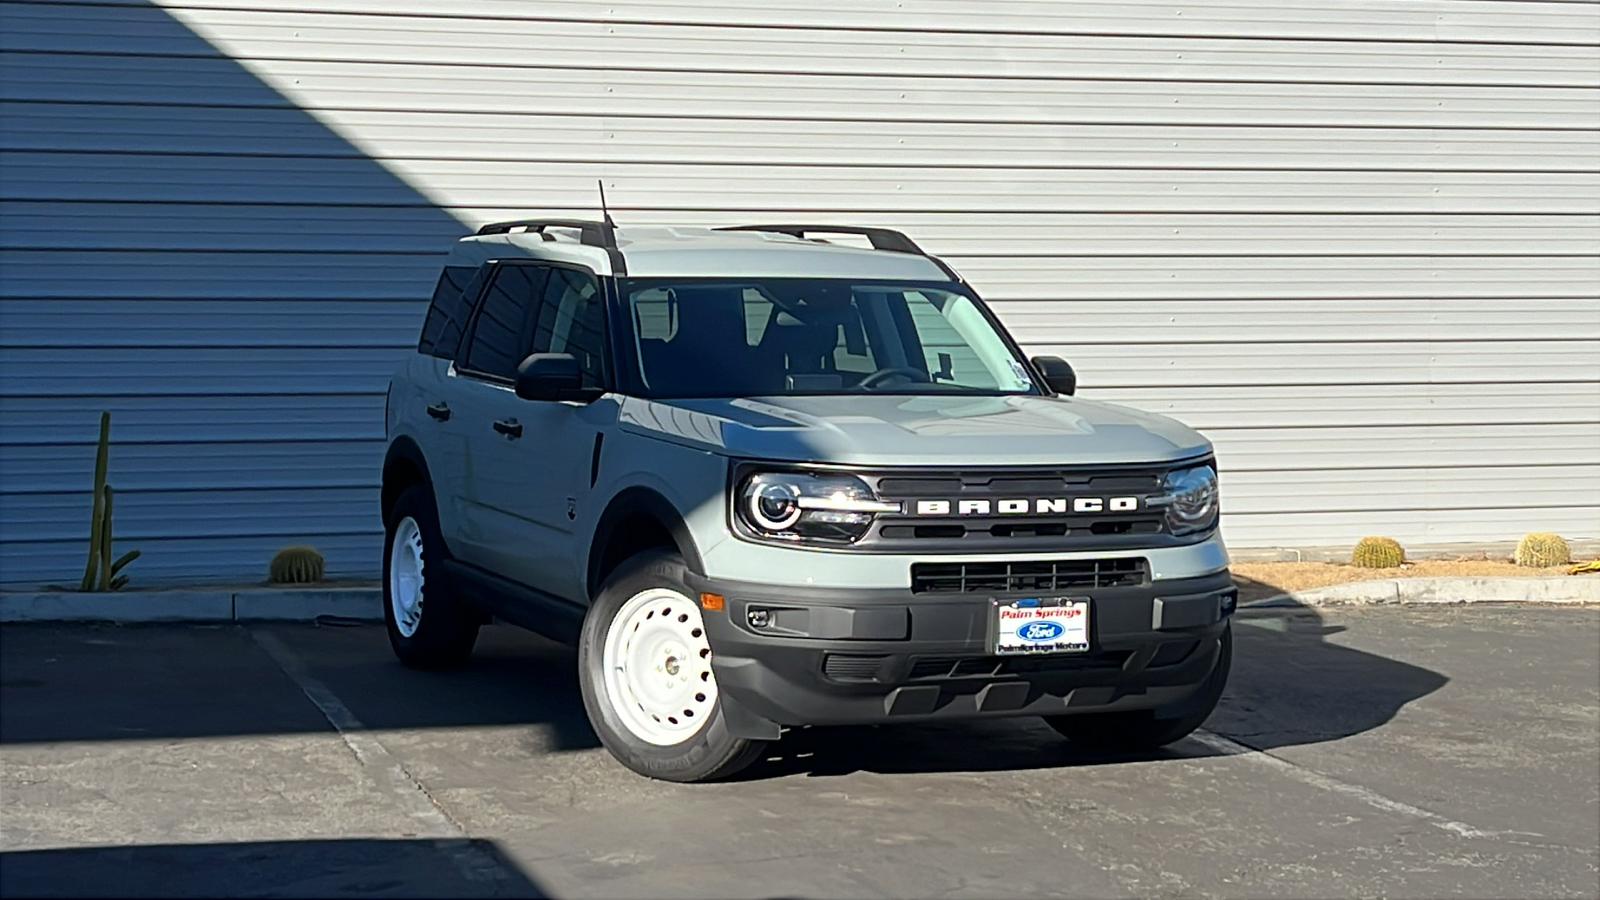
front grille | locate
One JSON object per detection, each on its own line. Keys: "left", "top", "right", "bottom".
{"left": 877, "top": 519, "right": 1161, "bottom": 541}
{"left": 862, "top": 467, "right": 1173, "bottom": 550}
{"left": 910, "top": 557, "right": 1149, "bottom": 594}
{"left": 907, "top": 652, "right": 1130, "bottom": 680}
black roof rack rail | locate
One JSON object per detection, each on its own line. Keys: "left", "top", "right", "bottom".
{"left": 476, "top": 218, "right": 606, "bottom": 243}
{"left": 476, "top": 217, "right": 626, "bottom": 275}
{"left": 716, "top": 224, "right": 925, "bottom": 254}
{"left": 717, "top": 224, "right": 959, "bottom": 282}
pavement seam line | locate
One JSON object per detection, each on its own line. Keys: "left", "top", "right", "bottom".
{"left": 1190, "top": 728, "right": 1510, "bottom": 841}
{"left": 249, "top": 628, "right": 511, "bottom": 885}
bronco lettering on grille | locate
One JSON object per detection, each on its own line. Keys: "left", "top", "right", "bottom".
{"left": 913, "top": 497, "right": 1140, "bottom": 516}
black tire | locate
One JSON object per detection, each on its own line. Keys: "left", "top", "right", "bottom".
{"left": 1044, "top": 624, "right": 1232, "bottom": 752}
{"left": 382, "top": 484, "right": 480, "bottom": 669}
{"left": 578, "top": 550, "right": 767, "bottom": 783}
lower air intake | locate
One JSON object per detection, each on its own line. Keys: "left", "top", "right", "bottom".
{"left": 910, "top": 557, "right": 1149, "bottom": 594}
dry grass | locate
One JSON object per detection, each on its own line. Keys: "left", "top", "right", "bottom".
{"left": 1232, "top": 556, "right": 1594, "bottom": 602}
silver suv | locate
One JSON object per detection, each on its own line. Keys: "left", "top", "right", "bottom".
{"left": 382, "top": 221, "right": 1234, "bottom": 782}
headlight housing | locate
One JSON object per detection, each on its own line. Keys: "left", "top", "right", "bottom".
{"left": 736, "top": 471, "right": 901, "bottom": 544}
{"left": 1157, "top": 464, "right": 1219, "bottom": 536}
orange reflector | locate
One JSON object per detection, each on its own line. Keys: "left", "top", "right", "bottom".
{"left": 699, "top": 592, "right": 724, "bottom": 611}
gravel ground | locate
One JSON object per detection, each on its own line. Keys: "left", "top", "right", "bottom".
{"left": 1231, "top": 557, "right": 1595, "bottom": 596}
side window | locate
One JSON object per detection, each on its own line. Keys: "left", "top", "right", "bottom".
{"left": 533, "top": 267, "right": 606, "bottom": 389}
{"left": 461, "top": 265, "right": 543, "bottom": 380}
{"left": 417, "top": 265, "right": 478, "bottom": 359}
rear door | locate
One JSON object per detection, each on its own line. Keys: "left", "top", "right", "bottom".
{"left": 403, "top": 263, "right": 487, "bottom": 548}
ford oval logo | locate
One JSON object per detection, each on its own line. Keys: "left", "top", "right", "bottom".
{"left": 1017, "top": 621, "right": 1065, "bottom": 642}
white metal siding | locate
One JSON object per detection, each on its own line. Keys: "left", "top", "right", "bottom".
{"left": 1, "top": 0, "right": 1597, "bottom": 585}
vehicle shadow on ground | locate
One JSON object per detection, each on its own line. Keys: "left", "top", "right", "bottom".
{"left": 0, "top": 576, "right": 1447, "bottom": 779}
{"left": 0, "top": 837, "right": 545, "bottom": 899}
{"left": 0, "top": 622, "right": 601, "bottom": 752}
{"left": 742, "top": 576, "right": 1449, "bottom": 778}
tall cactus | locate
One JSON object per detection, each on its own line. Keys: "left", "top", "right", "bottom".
{"left": 79, "top": 412, "right": 111, "bottom": 591}
{"left": 78, "top": 412, "right": 140, "bottom": 592}
{"left": 97, "top": 485, "right": 115, "bottom": 591}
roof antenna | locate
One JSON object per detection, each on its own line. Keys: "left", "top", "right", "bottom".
{"left": 594, "top": 179, "right": 627, "bottom": 274}
{"left": 596, "top": 179, "right": 618, "bottom": 247}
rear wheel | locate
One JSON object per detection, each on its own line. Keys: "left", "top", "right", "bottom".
{"left": 1044, "top": 624, "right": 1231, "bottom": 752}
{"left": 579, "top": 550, "right": 766, "bottom": 782}
{"left": 383, "top": 485, "right": 480, "bottom": 668}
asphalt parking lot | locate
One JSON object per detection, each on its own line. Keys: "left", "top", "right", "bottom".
{"left": 2, "top": 603, "right": 1596, "bottom": 899}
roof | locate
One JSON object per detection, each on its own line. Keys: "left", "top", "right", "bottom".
{"left": 444, "top": 224, "right": 954, "bottom": 281}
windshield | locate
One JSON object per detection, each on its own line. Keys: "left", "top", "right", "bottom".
{"left": 621, "top": 278, "right": 1039, "bottom": 398}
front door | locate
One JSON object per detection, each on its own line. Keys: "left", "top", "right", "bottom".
{"left": 450, "top": 261, "right": 611, "bottom": 603}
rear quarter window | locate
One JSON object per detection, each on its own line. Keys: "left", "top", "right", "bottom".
{"left": 417, "top": 265, "right": 479, "bottom": 359}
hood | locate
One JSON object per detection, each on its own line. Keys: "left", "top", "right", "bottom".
{"left": 617, "top": 393, "right": 1211, "bottom": 467}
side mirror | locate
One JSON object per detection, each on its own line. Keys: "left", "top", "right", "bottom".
{"left": 514, "top": 353, "right": 600, "bottom": 402}
{"left": 1031, "top": 356, "right": 1077, "bottom": 396}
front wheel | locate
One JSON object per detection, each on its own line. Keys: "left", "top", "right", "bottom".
{"left": 1043, "top": 624, "right": 1232, "bottom": 752}
{"left": 578, "top": 550, "right": 766, "bottom": 782}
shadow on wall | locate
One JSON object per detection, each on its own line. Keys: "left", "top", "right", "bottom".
{"left": 0, "top": 837, "right": 546, "bottom": 898}
{"left": 0, "top": 0, "right": 471, "bottom": 587}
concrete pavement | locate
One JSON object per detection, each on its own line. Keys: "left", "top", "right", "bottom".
{"left": 2, "top": 604, "right": 1596, "bottom": 898}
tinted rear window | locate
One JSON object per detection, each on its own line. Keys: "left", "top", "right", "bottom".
{"left": 417, "top": 265, "right": 478, "bottom": 359}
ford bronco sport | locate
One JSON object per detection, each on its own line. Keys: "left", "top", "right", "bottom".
{"left": 382, "top": 220, "right": 1234, "bottom": 782}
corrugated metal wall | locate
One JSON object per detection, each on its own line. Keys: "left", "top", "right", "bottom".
{"left": 2, "top": 0, "right": 1597, "bottom": 586}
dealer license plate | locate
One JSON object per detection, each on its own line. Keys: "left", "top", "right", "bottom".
{"left": 992, "top": 597, "right": 1090, "bottom": 655}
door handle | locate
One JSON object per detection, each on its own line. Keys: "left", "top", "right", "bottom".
{"left": 492, "top": 418, "right": 523, "bottom": 439}
{"left": 425, "top": 402, "right": 451, "bottom": 421}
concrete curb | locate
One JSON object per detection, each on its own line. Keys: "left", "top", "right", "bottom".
{"left": 233, "top": 588, "right": 384, "bottom": 621}
{"left": 0, "top": 588, "right": 382, "bottom": 623}
{"left": 1242, "top": 576, "right": 1600, "bottom": 609}
{"left": 0, "top": 590, "right": 236, "bottom": 623}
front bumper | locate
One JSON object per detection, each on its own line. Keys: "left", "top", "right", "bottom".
{"left": 689, "top": 568, "right": 1236, "bottom": 738}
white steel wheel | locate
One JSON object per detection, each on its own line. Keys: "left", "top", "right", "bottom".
{"left": 389, "top": 515, "right": 425, "bottom": 638}
{"left": 601, "top": 587, "right": 718, "bottom": 746}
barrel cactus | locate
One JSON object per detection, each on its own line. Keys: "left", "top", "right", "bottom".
{"left": 269, "top": 545, "right": 325, "bottom": 584}
{"left": 1350, "top": 536, "right": 1405, "bottom": 569}
{"left": 1515, "top": 533, "right": 1570, "bottom": 568}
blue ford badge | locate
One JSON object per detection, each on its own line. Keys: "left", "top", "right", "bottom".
{"left": 1017, "top": 621, "right": 1065, "bottom": 642}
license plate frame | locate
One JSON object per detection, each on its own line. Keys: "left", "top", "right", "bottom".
{"left": 990, "top": 596, "right": 1091, "bottom": 656}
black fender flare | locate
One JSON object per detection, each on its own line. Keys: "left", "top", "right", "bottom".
{"left": 381, "top": 437, "right": 436, "bottom": 523}
{"left": 587, "top": 486, "right": 706, "bottom": 598}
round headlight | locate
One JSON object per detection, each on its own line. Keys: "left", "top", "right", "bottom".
{"left": 1163, "top": 465, "right": 1218, "bottom": 535}
{"left": 737, "top": 471, "right": 901, "bottom": 543}
{"left": 747, "top": 478, "right": 802, "bottom": 531}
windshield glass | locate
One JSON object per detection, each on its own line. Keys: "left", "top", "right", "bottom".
{"left": 621, "top": 278, "right": 1038, "bottom": 398}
